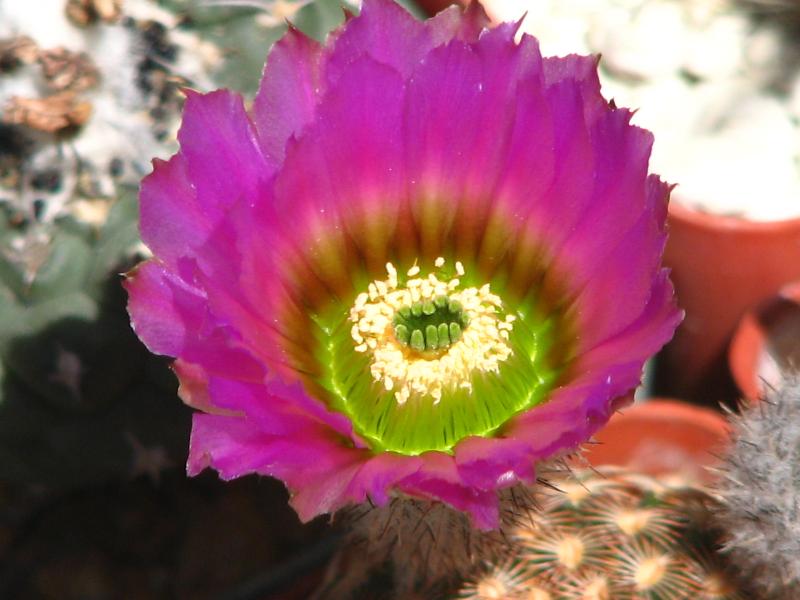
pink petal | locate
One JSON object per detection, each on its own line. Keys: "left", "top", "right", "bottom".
{"left": 253, "top": 26, "right": 325, "bottom": 166}
{"left": 188, "top": 411, "right": 365, "bottom": 520}
{"left": 178, "top": 89, "right": 274, "bottom": 205}
{"left": 403, "top": 28, "right": 542, "bottom": 258}
{"left": 327, "top": 0, "right": 450, "bottom": 80}
{"left": 398, "top": 453, "right": 500, "bottom": 529}
{"left": 270, "top": 55, "right": 407, "bottom": 277}
{"left": 139, "top": 154, "right": 209, "bottom": 270}
{"left": 124, "top": 261, "right": 264, "bottom": 382}
{"left": 541, "top": 117, "right": 656, "bottom": 306}
{"left": 567, "top": 185, "right": 668, "bottom": 350}
{"left": 578, "top": 270, "right": 682, "bottom": 370}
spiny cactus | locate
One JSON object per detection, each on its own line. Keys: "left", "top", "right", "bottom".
{"left": 713, "top": 378, "right": 800, "bottom": 599}
{"left": 315, "top": 487, "right": 537, "bottom": 599}
{"left": 459, "top": 468, "right": 745, "bottom": 600}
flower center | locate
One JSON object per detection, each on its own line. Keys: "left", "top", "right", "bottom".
{"left": 391, "top": 296, "right": 468, "bottom": 353}
{"left": 310, "top": 254, "right": 566, "bottom": 454}
{"left": 349, "top": 259, "right": 515, "bottom": 405}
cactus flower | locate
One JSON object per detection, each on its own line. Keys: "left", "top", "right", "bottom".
{"left": 125, "top": 0, "right": 680, "bottom": 529}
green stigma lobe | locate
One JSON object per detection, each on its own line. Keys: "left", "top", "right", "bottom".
{"left": 392, "top": 295, "right": 468, "bottom": 353}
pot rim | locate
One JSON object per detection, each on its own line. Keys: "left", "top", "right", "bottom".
{"left": 583, "top": 399, "right": 730, "bottom": 482}
{"left": 670, "top": 198, "right": 800, "bottom": 233}
{"left": 729, "top": 281, "right": 800, "bottom": 401}
{"left": 607, "top": 398, "right": 730, "bottom": 434}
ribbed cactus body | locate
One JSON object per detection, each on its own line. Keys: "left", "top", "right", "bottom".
{"left": 459, "top": 468, "right": 744, "bottom": 600}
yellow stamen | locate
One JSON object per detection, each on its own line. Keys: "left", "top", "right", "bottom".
{"left": 349, "top": 261, "right": 515, "bottom": 405}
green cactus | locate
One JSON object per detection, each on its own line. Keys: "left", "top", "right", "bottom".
{"left": 458, "top": 468, "right": 746, "bottom": 600}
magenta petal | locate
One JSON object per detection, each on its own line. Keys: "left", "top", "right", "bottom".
{"left": 454, "top": 436, "right": 534, "bottom": 490}
{"left": 542, "top": 111, "right": 656, "bottom": 297}
{"left": 460, "top": 367, "right": 640, "bottom": 495}
{"left": 446, "top": 2, "right": 491, "bottom": 41}
{"left": 403, "top": 28, "right": 542, "bottom": 201}
{"left": 568, "top": 187, "right": 668, "bottom": 350}
{"left": 270, "top": 56, "right": 406, "bottom": 270}
{"left": 421, "top": 1, "right": 491, "bottom": 45}
{"left": 491, "top": 76, "right": 595, "bottom": 270}
{"left": 327, "top": 0, "right": 441, "bottom": 80}
{"left": 399, "top": 453, "right": 499, "bottom": 530}
{"left": 125, "top": 261, "right": 200, "bottom": 357}
{"left": 139, "top": 154, "right": 210, "bottom": 270}
{"left": 253, "top": 26, "right": 324, "bottom": 165}
{"left": 518, "top": 362, "right": 642, "bottom": 445}
{"left": 178, "top": 89, "right": 273, "bottom": 209}
{"left": 188, "top": 413, "right": 272, "bottom": 478}
{"left": 173, "top": 359, "right": 215, "bottom": 413}
{"left": 579, "top": 270, "right": 682, "bottom": 371}
{"left": 188, "top": 412, "right": 365, "bottom": 520}
{"left": 125, "top": 261, "right": 264, "bottom": 381}
{"left": 185, "top": 254, "right": 298, "bottom": 381}
{"left": 346, "top": 453, "right": 423, "bottom": 506}
{"left": 542, "top": 54, "right": 608, "bottom": 124}
{"left": 207, "top": 376, "right": 358, "bottom": 442}
{"left": 530, "top": 81, "right": 595, "bottom": 253}
{"left": 402, "top": 30, "right": 544, "bottom": 257}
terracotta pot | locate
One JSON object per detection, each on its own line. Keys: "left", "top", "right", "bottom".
{"left": 729, "top": 281, "right": 800, "bottom": 402}
{"left": 582, "top": 399, "right": 730, "bottom": 484}
{"left": 657, "top": 200, "right": 800, "bottom": 405}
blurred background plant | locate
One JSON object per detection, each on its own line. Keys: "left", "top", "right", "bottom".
{"left": 0, "top": 0, "right": 362, "bottom": 597}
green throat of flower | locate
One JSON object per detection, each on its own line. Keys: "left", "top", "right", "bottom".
{"left": 311, "top": 257, "right": 564, "bottom": 455}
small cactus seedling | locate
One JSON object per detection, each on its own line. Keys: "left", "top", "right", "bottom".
{"left": 459, "top": 467, "right": 745, "bottom": 600}
{"left": 714, "top": 378, "right": 800, "bottom": 599}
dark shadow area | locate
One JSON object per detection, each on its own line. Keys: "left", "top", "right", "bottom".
{"left": 0, "top": 271, "right": 333, "bottom": 599}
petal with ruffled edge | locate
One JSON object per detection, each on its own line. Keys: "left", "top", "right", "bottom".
{"left": 251, "top": 1, "right": 490, "bottom": 171}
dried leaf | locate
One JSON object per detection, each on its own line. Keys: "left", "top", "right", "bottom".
{"left": 2, "top": 92, "right": 92, "bottom": 134}
{"left": 38, "top": 47, "right": 99, "bottom": 92}
{"left": 0, "top": 36, "right": 38, "bottom": 72}
{"left": 65, "top": 0, "right": 123, "bottom": 26}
